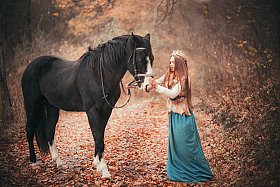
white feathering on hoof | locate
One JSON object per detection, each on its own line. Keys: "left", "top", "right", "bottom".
{"left": 31, "top": 161, "right": 41, "bottom": 169}
{"left": 93, "top": 155, "right": 111, "bottom": 178}
{"left": 93, "top": 155, "right": 99, "bottom": 168}
{"left": 99, "top": 158, "right": 111, "bottom": 178}
{"left": 48, "top": 142, "right": 64, "bottom": 168}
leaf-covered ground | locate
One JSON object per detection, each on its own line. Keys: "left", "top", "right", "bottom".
{"left": 0, "top": 98, "right": 253, "bottom": 186}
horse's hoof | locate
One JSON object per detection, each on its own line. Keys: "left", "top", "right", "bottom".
{"left": 31, "top": 162, "right": 41, "bottom": 170}
{"left": 57, "top": 165, "right": 63, "bottom": 170}
{"left": 93, "top": 156, "right": 99, "bottom": 167}
{"left": 101, "top": 171, "right": 111, "bottom": 179}
{"left": 56, "top": 158, "right": 64, "bottom": 167}
{"left": 93, "top": 162, "right": 98, "bottom": 168}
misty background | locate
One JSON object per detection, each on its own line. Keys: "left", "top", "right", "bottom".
{"left": 0, "top": 0, "right": 279, "bottom": 185}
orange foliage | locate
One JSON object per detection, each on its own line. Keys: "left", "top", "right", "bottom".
{"left": 52, "top": 12, "right": 59, "bottom": 16}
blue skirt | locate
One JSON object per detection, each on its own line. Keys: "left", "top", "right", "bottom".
{"left": 166, "top": 111, "right": 213, "bottom": 183}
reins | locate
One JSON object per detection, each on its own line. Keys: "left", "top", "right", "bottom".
{"left": 99, "top": 46, "right": 132, "bottom": 108}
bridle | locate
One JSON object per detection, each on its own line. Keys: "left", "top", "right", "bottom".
{"left": 127, "top": 48, "right": 153, "bottom": 87}
{"left": 99, "top": 46, "right": 153, "bottom": 108}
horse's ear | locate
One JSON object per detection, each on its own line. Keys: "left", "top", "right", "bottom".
{"left": 145, "top": 33, "right": 150, "bottom": 42}
{"left": 131, "top": 32, "right": 139, "bottom": 45}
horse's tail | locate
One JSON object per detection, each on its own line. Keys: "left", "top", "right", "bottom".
{"left": 22, "top": 86, "right": 49, "bottom": 154}
{"left": 34, "top": 102, "right": 50, "bottom": 154}
{"left": 23, "top": 96, "right": 50, "bottom": 154}
{"left": 22, "top": 56, "right": 55, "bottom": 155}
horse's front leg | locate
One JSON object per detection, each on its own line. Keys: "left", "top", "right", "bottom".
{"left": 87, "top": 107, "right": 112, "bottom": 178}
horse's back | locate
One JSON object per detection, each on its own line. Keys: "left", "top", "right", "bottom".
{"left": 21, "top": 55, "right": 71, "bottom": 104}
{"left": 22, "top": 56, "right": 56, "bottom": 87}
{"left": 22, "top": 55, "right": 84, "bottom": 111}
{"left": 22, "top": 55, "right": 65, "bottom": 80}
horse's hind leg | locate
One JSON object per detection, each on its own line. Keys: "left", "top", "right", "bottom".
{"left": 25, "top": 105, "right": 40, "bottom": 168}
{"left": 44, "top": 102, "right": 64, "bottom": 169}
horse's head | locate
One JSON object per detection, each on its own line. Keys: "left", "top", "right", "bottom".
{"left": 127, "top": 33, "right": 154, "bottom": 92}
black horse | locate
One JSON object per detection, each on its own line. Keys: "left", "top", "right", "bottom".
{"left": 21, "top": 33, "right": 154, "bottom": 178}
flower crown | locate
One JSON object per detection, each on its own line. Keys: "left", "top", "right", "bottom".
{"left": 170, "top": 50, "right": 187, "bottom": 62}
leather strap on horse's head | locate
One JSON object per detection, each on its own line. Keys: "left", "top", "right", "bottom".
{"left": 132, "top": 49, "right": 139, "bottom": 81}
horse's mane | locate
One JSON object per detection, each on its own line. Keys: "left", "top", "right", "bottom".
{"left": 77, "top": 35, "right": 135, "bottom": 74}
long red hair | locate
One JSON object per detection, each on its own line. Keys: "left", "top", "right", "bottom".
{"left": 162, "top": 50, "right": 192, "bottom": 110}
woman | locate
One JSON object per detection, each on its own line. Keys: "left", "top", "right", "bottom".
{"left": 148, "top": 50, "right": 213, "bottom": 183}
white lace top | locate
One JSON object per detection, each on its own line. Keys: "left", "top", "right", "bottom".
{"left": 155, "top": 74, "right": 191, "bottom": 116}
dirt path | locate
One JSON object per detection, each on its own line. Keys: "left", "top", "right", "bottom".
{"left": 0, "top": 99, "right": 226, "bottom": 186}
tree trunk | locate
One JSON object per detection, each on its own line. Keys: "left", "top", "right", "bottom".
{"left": 27, "top": 0, "right": 32, "bottom": 42}
{"left": 0, "top": 44, "right": 13, "bottom": 124}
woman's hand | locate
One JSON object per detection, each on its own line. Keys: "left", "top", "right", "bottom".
{"left": 149, "top": 77, "right": 158, "bottom": 88}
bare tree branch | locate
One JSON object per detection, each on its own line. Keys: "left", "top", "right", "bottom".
{"left": 154, "top": 0, "right": 178, "bottom": 29}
